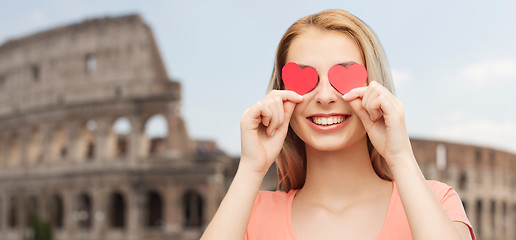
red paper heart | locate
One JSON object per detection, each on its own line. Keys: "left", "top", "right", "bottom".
{"left": 328, "top": 64, "right": 367, "bottom": 95}
{"left": 282, "top": 62, "right": 318, "bottom": 95}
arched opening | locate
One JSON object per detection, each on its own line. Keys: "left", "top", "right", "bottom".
{"left": 109, "top": 192, "right": 126, "bottom": 228}
{"left": 77, "top": 194, "right": 92, "bottom": 229}
{"left": 50, "top": 125, "right": 68, "bottom": 161}
{"left": 459, "top": 172, "right": 467, "bottom": 190}
{"left": 48, "top": 194, "right": 64, "bottom": 229}
{"left": 26, "top": 196, "right": 38, "bottom": 227}
{"left": 143, "top": 114, "right": 169, "bottom": 155}
{"left": 78, "top": 120, "right": 97, "bottom": 161}
{"left": 183, "top": 191, "right": 203, "bottom": 227}
{"left": 8, "top": 196, "right": 17, "bottom": 228}
{"left": 490, "top": 200, "right": 496, "bottom": 231}
{"left": 86, "top": 54, "right": 97, "bottom": 74}
{"left": 476, "top": 200, "right": 482, "bottom": 235}
{"left": 475, "top": 149, "right": 482, "bottom": 164}
{"left": 502, "top": 201, "right": 507, "bottom": 234}
{"left": 436, "top": 143, "right": 447, "bottom": 170}
{"left": 111, "top": 117, "right": 132, "bottom": 158}
{"left": 28, "top": 128, "right": 42, "bottom": 165}
{"left": 32, "top": 64, "right": 40, "bottom": 81}
{"left": 9, "top": 133, "right": 21, "bottom": 167}
{"left": 146, "top": 191, "right": 163, "bottom": 227}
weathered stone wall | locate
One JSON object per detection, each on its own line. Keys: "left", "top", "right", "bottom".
{"left": 0, "top": 15, "right": 170, "bottom": 117}
{"left": 0, "top": 14, "right": 231, "bottom": 240}
{"left": 411, "top": 138, "right": 516, "bottom": 240}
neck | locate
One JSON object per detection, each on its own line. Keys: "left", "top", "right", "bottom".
{"left": 299, "top": 135, "right": 388, "bottom": 206}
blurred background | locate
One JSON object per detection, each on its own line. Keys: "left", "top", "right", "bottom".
{"left": 0, "top": 1, "right": 515, "bottom": 240}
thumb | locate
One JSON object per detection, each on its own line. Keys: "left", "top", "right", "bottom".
{"left": 276, "top": 101, "right": 297, "bottom": 133}
{"left": 283, "top": 101, "right": 297, "bottom": 120}
{"left": 348, "top": 98, "right": 373, "bottom": 129}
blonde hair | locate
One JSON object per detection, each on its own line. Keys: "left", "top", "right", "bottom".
{"left": 268, "top": 9, "right": 394, "bottom": 192}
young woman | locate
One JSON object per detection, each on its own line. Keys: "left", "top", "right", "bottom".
{"left": 201, "top": 9, "right": 474, "bottom": 240}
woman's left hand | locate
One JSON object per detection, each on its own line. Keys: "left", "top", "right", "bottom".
{"left": 342, "top": 81, "right": 414, "bottom": 169}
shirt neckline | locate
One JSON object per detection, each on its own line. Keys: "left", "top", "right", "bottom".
{"left": 286, "top": 180, "right": 397, "bottom": 240}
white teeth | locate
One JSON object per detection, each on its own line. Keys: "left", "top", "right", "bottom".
{"left": 311, "top": 116, "right": 348, "bottom": 126}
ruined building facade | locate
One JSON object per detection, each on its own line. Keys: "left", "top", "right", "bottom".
{"left": 0, "top": 15, "right": 232, "bottom": 240}
{"left": 411, "top": 138, "right": 516, "bottom": 240}
{"left": 1, "top": 14, "right": 516, "bottom": 240}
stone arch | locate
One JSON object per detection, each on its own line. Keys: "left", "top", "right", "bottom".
{"left": 145, "top": 190, "right": 163, "bottom": 227}
{"left": 476, "top": 200, "right": 482, "bottom": 236}
{"left": 48, "top": 194, "right": 64, "bottom": 229}
{"left": 86, "top": 53, "right": 97, "bottom": 74}
{"left": 490, "top": 200, "right": 496, "bottom": 231}
{"left": 109, "top": 191, "right": 126, "bottom": 229}
{"left": 143, "top": 114, "right": 169, "bottom": 156}
{"left": 183, "top": 190, "right": 204, "bottom": 227}
{"left": 50, "top": 124, "right": 68, "bottom": 161}
{"left": 502, "top": 201, "right": 507, "bottom": 233}
{"left": 436, "top": 143, "right": 447, "bottom": 170}
{"left": 459, "top": 171, "right": 467, "bottom": 190}
{"left": 77, "top": 193, "right": 92, "bottom": 229}
{"left": 8, "top": 196, "right": 18, "bottom": 228}
{"left": 9, "top": 132, "right": 21, "bottom": 167}
{"left": 77, "top": 120, "right": 98, "bottom": 161}
{"left": 109, "top": 116, "right": 132, "bottom": 158}
{"left": 27, "top": 127, "right": 43, "bottom": 165}
{"left": 25, "top": 195, "right": 38, "bottom": 227}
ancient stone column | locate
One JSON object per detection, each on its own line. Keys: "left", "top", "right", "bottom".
{"left": 127, "top": 187, "right": 143, "bottom": 240}
{"left": 94, "top": 118, "right": 109, "bottom": 162}
{"left": 40, "top": 124, "right": 51, "bottom": 164}
{"left": 129, "top": 115, "right": 143, "bottom": 161}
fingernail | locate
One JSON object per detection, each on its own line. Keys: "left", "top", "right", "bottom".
{"left": 370, "top": 115, "right": 374, "bottom": 121}
{"left": 271, "top": 129, "right": 276, "bottom": 135}
{"left": 342, "top": 93, "right": 350, "bottom": 99}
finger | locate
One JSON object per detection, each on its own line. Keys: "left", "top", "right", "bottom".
{"left": 274, "top": 96, "right": 285, "bottom": 127}
{"left": 280, "top": 101, "right": 297, "bottom": 131}
{"left": 362, "top": 87, "right": 381, "bottom": 121}
{"left": 365, "top": 97, "right": 383, "bottom": 121}
{"left": 347, "top": 98, "right": 374, "bottom": 129}
{"left": 260, "top": 104, "right": 272, "bottom": 127}
{"left": 341, "top": 87, "right": 367, "bottom": 101}
{"left": 267, "top": 99, "right": 281, "bottom": 135}
{"left": 270, "top": 90, "right": 304, "bottom": 103}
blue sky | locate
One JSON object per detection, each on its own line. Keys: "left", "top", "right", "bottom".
{"left": 1, "top": 0, "right": 515, "bottom": 156}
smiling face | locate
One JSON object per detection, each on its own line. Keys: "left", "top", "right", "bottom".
{"left": 287, "top": 27, "right": 368, "bottom": 151}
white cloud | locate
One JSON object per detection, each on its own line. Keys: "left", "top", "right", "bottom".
{"left": 430, "top": 112, "right": 516, "bottom": 154}
{"left": 391, "top": 68, "right": 411, "bottom": 85}
{"left": 457, "top": 59, "right": 516, "bottom": 87}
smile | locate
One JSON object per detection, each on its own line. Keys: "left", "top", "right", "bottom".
{"left": 310, "top": 115, "right": 350, "bottom": 126}
{"left": 306, "top": 114, "right": 351, "bottom": 132}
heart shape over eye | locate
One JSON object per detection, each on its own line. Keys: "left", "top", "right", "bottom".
{"left": 282, "top": 62, "right": 318, "bottom": 95}
{"left": 328, "top": 64, "right": 367, "bottom": 95}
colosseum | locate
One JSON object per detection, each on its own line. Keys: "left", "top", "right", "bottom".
{"left": 0, "top": 13, "right": 515, "bottom": 240}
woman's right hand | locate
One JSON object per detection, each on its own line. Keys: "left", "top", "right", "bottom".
{"left": 240, "top": 90, "right": 304, "bottom": 175}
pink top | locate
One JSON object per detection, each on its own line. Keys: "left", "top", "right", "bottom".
{"left": 245, "top": 180, "right": 475, "bottom": 240}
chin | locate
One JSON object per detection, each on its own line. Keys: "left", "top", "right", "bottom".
{"left": 302, "top": 129, "right": 368, "bottom": 152}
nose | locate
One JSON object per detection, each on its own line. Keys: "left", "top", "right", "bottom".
{"left": 313, "top": 76, "right": 338, "bottom": 106}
